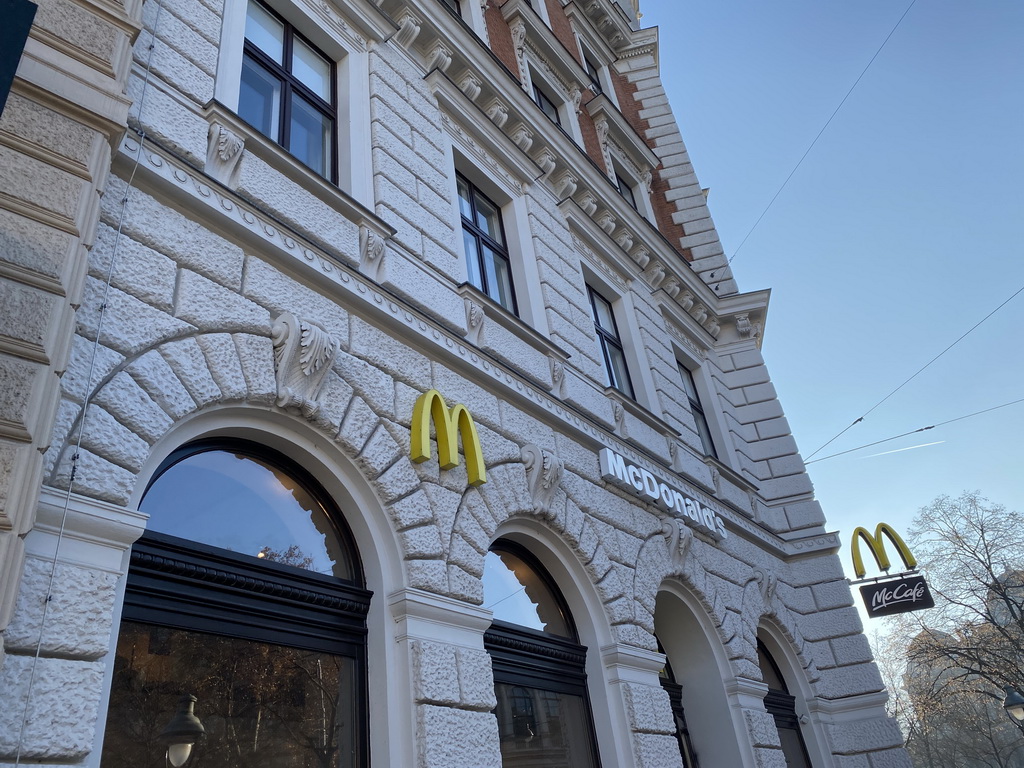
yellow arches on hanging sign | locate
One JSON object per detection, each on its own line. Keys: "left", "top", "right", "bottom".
{"left": 850, "top": 523, "right": 917, "bottom": 579}
{"left": 410, "top": 389, "right": 487, "bottom": 486}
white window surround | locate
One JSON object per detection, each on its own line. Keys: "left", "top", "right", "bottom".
{"left": 610, "top": 156, "right": 655, "bottom": 224}
{"left": 525, "top": 64, "right": 585, "bottom": 146}
{"left": 579, "top": 262, "right": 656, "bottom": 411}
{"left": 446, "top": 143, "right": 550, "bottom": 337}
{"left": 574, "top": 31, "right": 619, "bottom": 109}
{"left": 673, "top": 344, "right": 733, "bottom": 466}
{"left": 215, "top": 0, "right": 374, "bottom": 205}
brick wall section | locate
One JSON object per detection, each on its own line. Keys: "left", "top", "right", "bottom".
{"left": 485, "top": 1, "right": 519, "bottom": 77}
{"left": 611, "top": 69, "right": 690, "bottom": 261}
{"left": 545, "top": 0, "right": 581, "bottom": 64}
{"left": 613, "top": 54, "right": 739, "bottom": 294}
{"left": 576, "top": 93, "right": 607, "bottom": 171}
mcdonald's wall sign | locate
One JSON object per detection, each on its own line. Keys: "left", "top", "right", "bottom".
{"left": 850, "top": 523, "right": 934, "bottom": 618}
{"left": 410, "top": 389, "right": 487, "bottom": 486}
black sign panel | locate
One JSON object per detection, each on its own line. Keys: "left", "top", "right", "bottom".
{"left": 0, "top": 0, "right": 37, "bottom": 118}
{"left": 860, "top": 574, "right": 934, "bottom": 618}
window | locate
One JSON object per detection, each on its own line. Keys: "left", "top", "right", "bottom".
{"left": 615, "top": 172, "right": 637, "bottom": 210}
{"left": 583, "top": 56, "right": 602, "bottom": 95}
{"left": 100, "top": 440, "right": 370, "bottom": 768}
{"left": 532, "top": 81, "right": 561, "bottom": 127}
{"left": 458, "top": 172, "right": 518, "bottom": 314}
{"left": 758, "top": 640, "right": 813, "bottom": 768}
{"left": 678, "top": 364, "right": 717, "bottom": 459}
{"left": 439, "top": 0, "right": 460, "bottom": 14}
{"left": 483, "top": 542, "right": 600, "bottom": 768}
{"left": 588, "top": 284, "right": 633, "bottom": 398}
{"left": 659, "top": 652, "right": 699, "bottom": 768}
{"left": 239, "top": 0, "right": 336, "bottom": 180}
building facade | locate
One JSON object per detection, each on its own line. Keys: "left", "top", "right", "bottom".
{"left": 0, "top": 0, "right": 912, "bottom": 765}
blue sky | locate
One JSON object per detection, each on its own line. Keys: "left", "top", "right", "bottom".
{"left": 641, "top": 0, "right": 1024, "bottom": 582}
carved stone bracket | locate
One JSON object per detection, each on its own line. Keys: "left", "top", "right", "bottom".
{"left": 510, "top": 19, "right": 529, "bottom": 91}
{"left": 485, "top": 98, "right": 509, "bottom": 128}
{"left": 613, "top": 228, "right": 633, "bottom": 252}
{"left": 662, "top": 517, "right": 693, "bottom": 570}
{"left": 510, "top": 122, "right": 534, "bottom": 153}
{"left": 577, "top": 191, "right": 598, "bottom": 216}
{"left": 550, "top": 357, "right": 566, "bottom": 398}
{"left": 271, "top": 313, "right": 338, "bottom": 418}
{"left": 521, "top": 443, "right": 564, "bottom": 518}
{"left": 459, "top": 72, "right": 482, "bottom": 101}
{"left": 428, "top": 42, "right": 453, "bottom": 73}
{"left": 205, "top": 122, "right": 245, "bottom": 186}
{"left": 594, "top": 118, "right": 613, "bottom": 176}
{"left": 394, "top": 10, "right": 422, "bottom": 48}
{"left": 596, "top": 211, "right": 616, "bottom": 234}
{"left": 534, "top": 148, "right": 556, "bottom": 176}
{"left": 465, "top": 299, "right": 485, "bottom": 345}
{"left": 752, "top": 567, "right": 778, "bottom": 603}
{"left": 554, "top": 170, "right": 577, "bottom": 199}
{"left": 359, "top": 225, "right": 386, "bottom": 281}
{"left": 629, "top": 246, "right": 650, "bottom": 269}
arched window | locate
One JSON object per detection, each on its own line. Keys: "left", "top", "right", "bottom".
{"left": 100, "top": 439, "right": 371, "bottom": 768}
{"left": 657, "top": 642, "right": 699, "bottom": 768}
{"left": 482, "top": 541, "right": 600, "bottom": 767}
{"left": 757, "top": 639, "right": 812, "bottom": 768}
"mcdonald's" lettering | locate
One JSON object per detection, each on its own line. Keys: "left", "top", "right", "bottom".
{"left": 410, "top": 389, "right": 487, "bottom": 486}
{"left": 850, "top": 523, "right": 917, "bottom": 579}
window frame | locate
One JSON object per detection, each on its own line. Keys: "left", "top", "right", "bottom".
{"left": 102, "top": 439, "right": 372, "bottom": 768}
{"left": 587, "top": 284, "right": 634, "bottom": 398}
{"left": 239, "top": 0, "right": 338, "bottom": 181}
{"left": 457, "top": 171, "right": 519, "bottom": 316}
{"left": 484, "top": 540, "right": 603, "bottom": 768}
{"left": 677, "top": 363, "right": 718, "bottom": 460}
{"left": 758, "top": 639, "right": 814, "bottom": 768}
{"left": 532, "top": 80, "right": 562, "bottom": 128}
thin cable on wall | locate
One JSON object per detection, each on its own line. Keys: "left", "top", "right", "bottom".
{"left": 12, "top": 2, "right": 166, "bottom": 763}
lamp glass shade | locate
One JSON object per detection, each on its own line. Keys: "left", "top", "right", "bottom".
{"left": 1003, "top": 687, "right": 1024, "bottom": 721}
{"left": 166, "top": 743, "right": 193, "bottom": 767}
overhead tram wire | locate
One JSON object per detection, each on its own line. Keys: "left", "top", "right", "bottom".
{"left": 724, "top": 0, "right": 918, "bottom": 267}
{"left": 805, "top": 397, "right": 1024, "bottom": 465}
{"left": 804, "top": 282, "right": 1024, "bottom": 461}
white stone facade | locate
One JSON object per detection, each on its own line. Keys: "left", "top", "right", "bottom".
{"left": 0, "top": 0, "right": 910, "bottom": 766}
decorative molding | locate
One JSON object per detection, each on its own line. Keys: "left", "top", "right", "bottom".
{"left": 465, "top": 299, "right": 485, "bottom": 345}
{"left": 594, "top": 117, "right": 613, "bottom": 176}
{"left": 554, "top": 170, "right": 577, "bottom": 199}
{"left": 394, "top": 9, "right": 422, "bottom": 48}
{"left": 428, "top": 42, "right": 453, "bottom": 73}
{"left": 577, "top": 190, "right": 598, "bottom": 216}
{"left": 359, "top": 224, "right": 386, "bottom": 281}
{"left": 613, "top": 228, "right": 633, "bottom": 252}
{"left": 662, "top": 517, "right": 693, "bottom": 570}
{"left": 752, "top": 567, "right": 778, "bottom": 602}
{"left": 534, "top": 147, "right": 556, "bottom": 176}
{"left": 458, "top": 71, "right": 482, "bottom": 101}
{"left": 205, "top": 123, "right": 245, "bottom": 188}
{"left": 439, "top": 113, "right": 523, "bottom": 196}
{"left": 484, "top": 97, "right": 509, "bottom": 128}
{"left": 550, "top": 357, "right": 566, "bottom": 398}
{"left": 509, "top": 19, "right": 529, "bottom": 91}
{"left": 271, "top": 312, "right": 338, "bottom": 418}
{"left": 509, "top": 122, "right": 534, "bottom": 153}
{"left": 521, "top": 443, "right": 564, "bottom": 517}
{"left": 629, "top": 246, "right": 650, "bottom": 268}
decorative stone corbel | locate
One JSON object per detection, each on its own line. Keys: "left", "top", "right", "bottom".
{"left": 612, "top": 401, "right": 624, "bottom": 428}
{"left": 521, "top": 443, "right": 564, "bottom": 517}
{"left": 662, "top": 278, "right": 681, "bottom": 298}
{"left": 550, "top": 357, "right": 567, "bottom": 398}
{"left": 596, "top": 211, "right": 616, "bottom": 234}
{"left": 534, "top": 148, "right": 556, "bottom": 176}
{"left": 613, "top": 228, "right": 633, "bottom": 252}
{"left": 704, "top": 317, "right": 721, "bottom": 338}
{"left": 691, "top": 304, "right": 708, "bottom": 325}
{"left": 554, "top": 170, "right": 577, "bottom": 199}
{"left": 485, "top": 98, "right": 509, "bottom": 128}
{"left": 510, "top": 19, "right": 529, "bottom": 91}
{"left": 510, "top": 122, "right": 534, "bottom": 153}
{"left": 663, "top": 517, "right": 693, "bottom": 569}
{"left": 271, "top": 313, "right": 338, "bottom": 418}
{"left": 205, "top": 122, "right": 245, "bottom": 186}
{"left": 577, "top": 191, "right": 598, "bottom": 216}
{"left": 569, "top": 85, "right": 582, "bottom": 114}
{"left": 466, "top": 299, "right": 485, "bottom": 345}
{"left": 679, "top": 291, "right": 694, "bottom": 311}
{"left": 394, "top": 10, "right": 422, "bottom": 48}
{"left": 459, "top": 72, "right": 483, "bottom": 101}
{"left": 594, "top": 118, "right": 613, "bottom": 175}
{"left": 428, "top": 42, "right": 453, "bottom": 73}
{"left": 359, "top": 225, "right": 386, "bottom": 281}
{"left": 752, "top": 567, "right": 778, "bottom": 602}
{"left": 645, "top": 262, "right": 666, "bottom": 288}
{"left": 629, "top": 246, "right": 651, "bottom": 268}
{"left": 640, "top": 169, "right": 653, "bottom": 193}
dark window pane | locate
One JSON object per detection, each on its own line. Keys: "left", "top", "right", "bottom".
{"left": 463, "top": 229, "right": 482, "bottom": 289}
{"left": 239, "top": 55, "right": 281, "bottom": 139}
{"left": 290, "top": 93, "right": 331, "bottom": 176}
{"left": 616, "top": 173, "right": 637, "bottom": 210}
{"left": 140, "top": 449, "right": 354, "bottom": 581}
{"left": 102, "top": 622, "right": 362, "bottom": 768}
{"left": 533, "top": 84, "right": 560, "bottom": 126}
{"left": 494, "top": 684, "right": 598, "bottom": 768}
{"left": 483, "top": 550, "right": 570, "bottom": 637}
{"left": 244, "top": 0, "right": 283, "bottom": 63}
{"left": 591, "top": 292, "right": 615, "bottom": 333}
{"left": 440, "top": 0, "right": 460, "bottom": 13}
{"left": 584, "top": 57, "right": 602, "bottom": 94}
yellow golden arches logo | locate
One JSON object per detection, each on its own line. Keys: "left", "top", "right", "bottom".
{"left": 410, "top": 389, "right": 487, "bottom": 486}
{"left": 850, "top": 523, "right": 917, "bottom": 579}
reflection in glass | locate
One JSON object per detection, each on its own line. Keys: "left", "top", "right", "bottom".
{"left": 483, "top": 550, "right": 570, "bottom": 637}
{"left": 140, "top": 449, "right": 354, "bottom": 581}
{"left": 239, "top": 57, "right": 281, "bottom": 139}
{"left": 483, "top": 246, "right": 514, "bottom": 310}
{"left": 494, "top": 683, "right": 597, "bottom": 768}
{"left": 290, "top": 93, "right": 331, "bottom": 176}
{"left": 292, "top": 37, "right": 331, "bottom": 101}
{"left": 102, "top": 623, "right": 361, "bottom": 768}
{"left": 244, "top": 0, "right": 284, "bottom": 63}
{"left": 473, "top": 193, "right": 503, "bottom": 246}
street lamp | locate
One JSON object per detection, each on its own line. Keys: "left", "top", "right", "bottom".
{"left": 1004, "top": 686, "right": 1024, "bottom": 723}
{"left": 158, "top": 694, "right": 206, "bottom": 767}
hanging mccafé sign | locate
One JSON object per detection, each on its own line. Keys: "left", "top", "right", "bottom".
{"left": 850, "top": 523, "right": 934, "bottom": 618}
{"left": 599, "top": 448, "right": 727, "bottom": 541}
